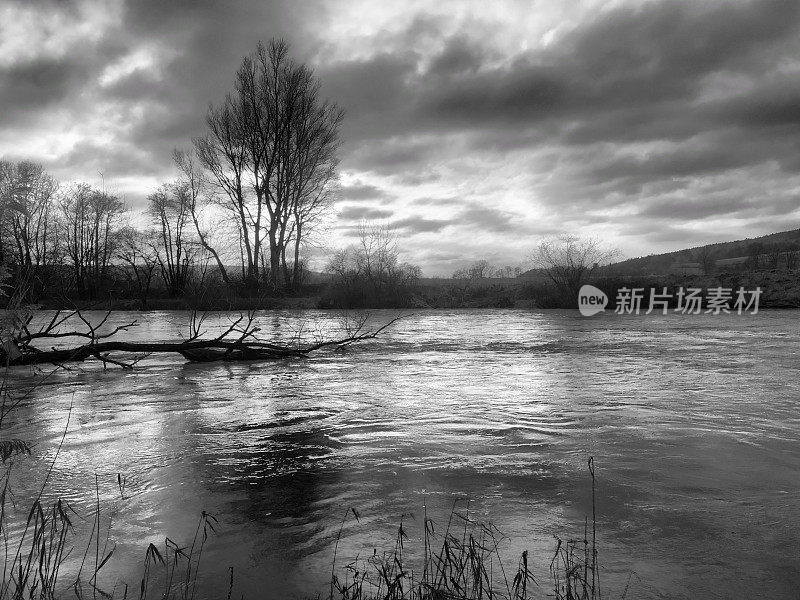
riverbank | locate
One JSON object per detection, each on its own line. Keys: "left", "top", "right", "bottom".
{"left": 13, "top": 268, "right": 800, "bottom": 311}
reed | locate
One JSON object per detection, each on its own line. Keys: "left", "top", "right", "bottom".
{"left": 329, "top": 459, "right": 601, "bottom": 600}
{"left": 0, "top": 464, "right": 223, "bottom": 600}
{"left": 548, "top": 457, "right": 600, "bottom": 600}
{"left": 134, "top": 511, "right": 223, "bottom": 600}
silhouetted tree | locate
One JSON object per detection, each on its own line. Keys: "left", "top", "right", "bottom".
{"left": 453, "top": 261, "right": 522, "bottom": 279}
{"left": 494, "top": 265, "right": 522, "bottom": 278}
{"left": 0, "top": 160, "right": 60, "bottom": 271}
{"left": 530, "top": 235, "right": 615, "bottom": 302}
{"left": 174, "top": 150, "right": 231, "bottom": 285}
{"left": 116, "top": 226, "right": 158, "bottom": 308}
{"left": 61, "top": 183, "right": 125, "bottom": 298}
{"left": 193, "top": 39, "right": 342, "bottom": 293}
{"left": 325, "top": 223, "right": 421, "bottom": 307}
{"left": 148, "top": 181, "right": 198, "bottom": 296}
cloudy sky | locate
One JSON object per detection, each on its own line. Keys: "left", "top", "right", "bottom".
{"left": 2, "top": 0, "right": 800, "bottom": 274}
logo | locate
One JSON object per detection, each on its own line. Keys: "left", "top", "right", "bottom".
{"left": 578, "top": 285, "right": 608, "bottom": 317}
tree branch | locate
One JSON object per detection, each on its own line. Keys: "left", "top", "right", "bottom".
{"left": 4, "top": 311, "right": 404, "bottom": 367}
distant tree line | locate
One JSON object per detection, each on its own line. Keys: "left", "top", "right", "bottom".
{"left": 451, "top": 260, "right": 523, "bottom": 280}
{"left": 322, "top": 223, "right": 422, "bottom": 308}
{"left": 0, "top": 158, "right": 211, "bottom": 304}
{"left": 0, "top": 160, "right": 125, "bottom": 301}
{"left": 740, "top": 241, "right": 799, "bottom": 271}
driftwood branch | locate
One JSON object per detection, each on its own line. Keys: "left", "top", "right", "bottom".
{"left": 2, "top": 310, "right": 403, "bottom": 368}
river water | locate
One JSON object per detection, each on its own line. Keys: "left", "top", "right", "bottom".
{"left": 2, "top": 309, "right": 799, "bottom": 599}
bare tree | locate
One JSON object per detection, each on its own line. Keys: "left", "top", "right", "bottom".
{"left": 61, "top": 183, "right": 126, "bottom": 298}
{"left": 355, "top": 223, "right": 403, "bottom": 296}
{"left": 695, "top": 246, "right": 717, "bottom": 275}
{"left": 0, "top": 160, "right": 60, "bottom": 270}
{"left": 148, "top": 181, "right": 198, "bottom": 296}
{"left": 193, "top": 39, "right": 342, "bottom": 293}
{"left": 531, "top": 235, "right": 616, "bottom": 301}
{"left": 745, "top": 242, "right": 763, "bottom": 270}
{"left": 766, "top": 244, "right": 782, "bottom": 270}
{"left": 786, "top": 243, "right": 799, "bottom": 271}
{"left": 116, "top": 226, "right": 158, "bottom": 308}
{"left": 174, "top": 149, "right": 231, "bottom": 285}
{"left": 280, "top": 73, "right": 342, "bottom": 288}
{"left": 453, "top": 260, "right": 489, "bottom": 279}
{"left": 452, "top": 261, "right": 521, "bottom": 279}
{"left": 325, "top": 223, "right": 421, "bottom": 307}
{"left": 494, "top": 265, "right": 522, "bottom": 278}
{"left": 284, "top": 165, "right": 338, "bottom": 289}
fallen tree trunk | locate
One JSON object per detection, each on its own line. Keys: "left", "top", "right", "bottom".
{"left": 4, "top": 310, "right": 401, "bottom": 368}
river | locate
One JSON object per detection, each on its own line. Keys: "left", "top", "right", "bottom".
{"left": 2, "top": 309, "right": 799, "bottom": 599}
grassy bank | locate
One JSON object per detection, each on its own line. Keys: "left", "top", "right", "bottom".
{"left": 20, "top": 267, "right": 797, "bottom": 312}
{"left": 327, "top": 461, "right": 602, "bottom": 600}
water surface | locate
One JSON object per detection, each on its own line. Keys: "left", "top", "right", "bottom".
{"left": 4, "top": 309, "right": 799, "bottom": 599}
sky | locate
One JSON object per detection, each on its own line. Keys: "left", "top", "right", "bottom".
{"left": 2, "top": 0, "right": 800, "bottom": 275}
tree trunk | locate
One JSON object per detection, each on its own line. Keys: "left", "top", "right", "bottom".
{"left": 292, "top": 221, "right": 302, "bottom": 289}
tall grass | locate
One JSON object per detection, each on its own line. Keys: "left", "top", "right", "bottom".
{"left": 0, "top": 460, "right": 223, "bottom": 600}
{"left": 548, "top": 457, "right": 600, "bottom": 600}
{"left": 134, "top": 511, "right": 223, "bottom": 600}
{"left": 330, "top": 458, "right": 602, "bottom": 600}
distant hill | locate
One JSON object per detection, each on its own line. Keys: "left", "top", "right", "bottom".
{"left": 517, "top": 228, "right": 800, "bottom": 278}
{"left": 609, "top": 228, "right": 800, "bottom": 276}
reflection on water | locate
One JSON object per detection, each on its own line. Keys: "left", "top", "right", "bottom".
{"left": 3, "top": 309, "right": 800, "bottom": 599}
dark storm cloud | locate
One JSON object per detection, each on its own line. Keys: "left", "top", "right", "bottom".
{"left": 0, "top": 56, "right": 95, "bottom": 124}
{"left": 586, "top": 143, "right": 760, "bottom": 183}
{"left": 715, "top": 82, "right": 800, "bottom": 130}
{"left": 427, "top": 36, "right": 484, "bottom": 77}
{"left": 344, "top": 137, "right": 440, "bottom": 175}
{"left": 554, "top": 0, "right": 800, "bottom": 107}
{"left": 102, "top": 70, "right": 165, "bottom": 101}
{"left": 456, "top": 205, "right": 522, "bottom": 233}
{"left": 108, "top": 0, "right": 325, "bottom": 166}
{"left": 330, "top": 0, "right": 800, "bottom": 199}
{"left": 421, "top": 62, "right": 567, "bottom": 127}
{"left": 636, "top": 196, "right": 756, "bottom": 221}
{"left": 639, "top": 192, "right": 800, "bottom": 221}
{"left": 61, "top": 139, "right": 157, "bottom": 177}
{"left": 392, "top": 169, "right": 442, "bottom": 186}
{"left": 11, "top": 0, "right": 798, "bottom": 180}
{"left": 321, "top": 52, "right": 418, "bottom": 141}
{"left": 338, "top": 206, "right": 394, "bottom": 221}
{"left": 338, "top": 182, "right": 394, "bottom": 202}
{"left": 410, "top": 197, "right": 464, "bottom": 207}
{"left": 390, "top": 216, "right": 452, "bottom": 234}
{"left": 620, "top": 222, "right": 703, "bottom": 245}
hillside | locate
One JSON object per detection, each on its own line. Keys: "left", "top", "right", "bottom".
{"left": 596, "top": 228, "right": 800, "bottom": 276}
